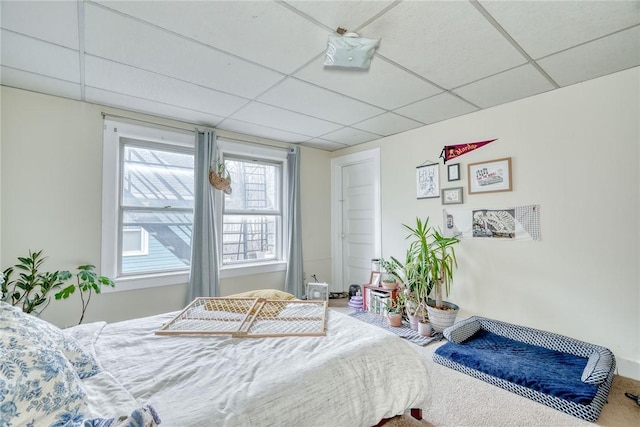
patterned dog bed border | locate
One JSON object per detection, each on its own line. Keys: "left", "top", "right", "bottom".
{"left": 433, "top": 316, "right": 615, "bottom": 421}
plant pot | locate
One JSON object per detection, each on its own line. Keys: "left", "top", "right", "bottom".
{"left": 426, "top": 300, "right": 459, "bottom": 332}
{"left": 418, "top": 321, "right": 432, "bottom": 337}
{"left": 408, "top": 315, "right": 420, "bottom": 331}
{"left": 388, "top": 313, "right": 403, "bottom": 327}
{"left": 381, "top": 281, "right": 399, "bottom": 290}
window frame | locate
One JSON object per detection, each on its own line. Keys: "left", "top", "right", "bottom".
{"left": 216, "top": 140, "right": 288, "bottom": 279}
{"left": 102, "top": 120, "right": 195, "bottom": 291}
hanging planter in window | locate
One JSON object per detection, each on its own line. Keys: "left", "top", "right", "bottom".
{"left": 209, "top": 161, "right": 232, "bottom": 195}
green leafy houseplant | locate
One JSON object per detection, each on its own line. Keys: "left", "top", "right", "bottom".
{"left": 1, "top": 250, "right": 115, "bottom": 323}
{"left": 427, "top": 228, "right": 460, "bottom": 309}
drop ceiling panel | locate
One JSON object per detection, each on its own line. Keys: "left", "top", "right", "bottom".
{"left": 362, "top": 1, "right": 526, "bottom": 88}
{"left": 85, "top": 56, "right": 249, "bottom": 117}
{"left": 257, "top": 78, "right": 384, "bottom": 125}
{"left": 86, "top": 87, "right": 224, "bottom": 128}
{"left": 454, "top": 65, "right": 555, "bottom": 109}
{"left": 219, "top": 118, "right": 311, "bottom": 144}
{"left": 480, "top": 0, "right": 640, "bottom": 59}
{"left": 1, "top": 30, "right": 80, "bottom": 82}
{"left": 93, "top": 0, "right": 327, "bottom": 74}
{"left": 319, "top": 126, "right": 382, "bottom": 145}
{"left": 395, "top": 93, "right": 478, "bottom": 125}
{"left": 302, "top": 139, "right": 349, "bottom": 151}
{"left": 230, "top": 102, "right": 343, "bottom": 136}
{"left": 353, "top": 112, "right": 423, "bottom": 136}
{"left": 1, "top": 1, "right": 78, "bottom": 49}
{"left": 1, "top": 66, "right": 81, "bottom": 100}
{"left": 294, "top": 56, "right": 443, "bottom": 110}
{"left": 84, "top": 4, "right": 284, "bottom": 99}
{"left": 284, "top": 0, "right": 396, "bottom": 32}
{"left": 538, "top": 26, "right": 640, "bottom": 87}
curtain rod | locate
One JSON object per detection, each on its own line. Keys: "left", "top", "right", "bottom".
{"left": 101, "top": 112, "right": 291, "bottom": 151}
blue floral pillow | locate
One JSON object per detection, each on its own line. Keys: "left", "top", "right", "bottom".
{"left": 0, "top": 302, "right": 101, "bottom": 380}
{"left": 0, "top": 346, "right": 88, "bottom": 426}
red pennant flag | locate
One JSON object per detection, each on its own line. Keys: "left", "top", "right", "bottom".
{"left": 440, "top": 139, "right": 497, "bottom": 163}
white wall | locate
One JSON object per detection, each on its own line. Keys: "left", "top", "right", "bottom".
{"left": 334, "top": 67, "right": 640, "bottom": 380}
{"left": 0, "top": 87, "right": 332, "bottom": 327}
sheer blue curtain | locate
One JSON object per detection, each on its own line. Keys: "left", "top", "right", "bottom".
{"left": 284, "top": 146, "right": 304, "bottom": 298}
{"left": 187, "top": 130, "right": 220, "bottom": 302}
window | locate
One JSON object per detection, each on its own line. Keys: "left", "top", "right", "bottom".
{"left": 102, "top": 121, "right": 194, "bottom": 289}
{"left": 217, "top": 140, "right": 288, "bottom": 277}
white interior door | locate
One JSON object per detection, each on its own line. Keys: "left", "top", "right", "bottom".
{"left": 331, "top": 149, "right": 381, "bottom": 292}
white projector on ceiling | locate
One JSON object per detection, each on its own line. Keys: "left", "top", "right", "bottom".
{"left": 323, "top": 32, "right": 380, "bottom": 70}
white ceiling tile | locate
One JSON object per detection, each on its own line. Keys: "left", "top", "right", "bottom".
{"left": 319, "top": 126, "right": 381, "bottom": 145}
{"left": 538, "top": 26, "right": 640, "bottom": 87}
{"left": 93, "top": 0, "right": 328, "bottom": 73}
{"left": 1, "top": 1, "right": 78, "bottom": 49}
{"left": 84, "top": 56, "right": 249, "bottom": 117}
{"left": 86, "top": 87, "right": 224, "bottom": 127}
{"left": 257, "top": 78, "right": 384, "bottom": 125}
{"left": 1, "top": 30, "right": 79, "bottom": 82}
{"left": 284, "top": 1, "right": 395, "bottom": 32}
{"left": 301, "top": 139, "right": 350, "bottom": 151}
{"left": 230, "top": 102, "right": 343, "bottom": 136}
{"left": 231, "top": 102, "right": 342, "bottom": 137}
{"left": 218, "top": 119, "right": 311, "bottom": 144}
{"left": 84, "top": 4, "right": 284, "bottom": 99}
{"left": 362, "top": 1, "right": 526, "bottom": 88}
{"left": 395, "top": 93, "right": 478, "bottom": 125}
{"left": 294, "top": 56, "right": 442, "bottom": 110}
{"left": 454, "top": 64, "right": 555, "bottom": 109}
{"left": 480, "top": 0, "right": 640, "bottom": 59}
{"left": 352, "top": 112, "right": 423, "bottom": 136}
{"left": 0, "top": 66, "right": 81, "bottom": 100}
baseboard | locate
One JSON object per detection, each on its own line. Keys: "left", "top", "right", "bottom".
{"left": 616, "top": 357, "right": 640, "bottom": 381}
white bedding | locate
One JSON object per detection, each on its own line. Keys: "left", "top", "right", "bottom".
{"left": 66, "top": 309, "right": 431, "bottom": 427}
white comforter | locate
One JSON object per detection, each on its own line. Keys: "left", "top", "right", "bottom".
{"left": 66, "top": 309, "right": 431, "bottom": 427}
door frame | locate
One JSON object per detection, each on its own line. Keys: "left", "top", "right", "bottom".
{"left": 330, "top": 148, "right": 382, "bottom": 291}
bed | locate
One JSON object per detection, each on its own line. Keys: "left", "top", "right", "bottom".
{"left": 0, "top": 300, "right": 431, "bottom": 426}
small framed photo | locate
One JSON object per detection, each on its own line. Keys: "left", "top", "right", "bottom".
{"left": 416, "top": 163, "right": 439, "bottom": 199}
{"left": 468, "top": 157, "right": 512, "bottom": 194}
{"left": 369, "top": 271, "right": 381, "bottom": 286}
{"left": 447, "top": 163, "right": 460, "bottom": 181}
{"left": 442, "top": 187, "right": 464, "bottom": 204}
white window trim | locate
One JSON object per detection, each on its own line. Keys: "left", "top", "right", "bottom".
{"left": 101, "top": 120, "right": 194, "bottom": 291}
{"left": 216, "top": 140, "right": 289, "bottom": 278}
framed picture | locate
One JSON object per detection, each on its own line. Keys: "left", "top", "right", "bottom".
{"left": 447, "top": 163, "right": 461, "bottom": 181}
{"left": 442, "top": 187, "right": 464, "bottom": 204}
{"left": 369, "top": 271, "right": 381, "bottom": 286}
{"left": 416, "top": 163, "right": 439, "bottom": 199}
{"left": 468, "top": 157, "right": 512, "bottom": 194}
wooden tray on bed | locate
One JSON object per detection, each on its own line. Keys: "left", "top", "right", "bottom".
{"left": 155, "top": 297, "right": 328, "bottom": 338}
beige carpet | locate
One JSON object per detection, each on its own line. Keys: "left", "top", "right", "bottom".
{"left": 328, "top": 301, "right": 640, "bottom": 426}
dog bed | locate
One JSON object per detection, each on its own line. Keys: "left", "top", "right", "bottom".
{"left": 433, "top": 316, "right": 615, "bottom": 421}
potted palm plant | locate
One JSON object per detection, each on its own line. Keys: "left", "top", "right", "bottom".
{"left": 425, "top": 227, "right": 460, "bottom": 332}
{"left": 382, "top": 218, "right": 435, "bottom": 331}
{"left": 387, "top": 217, "right": 461, "bottom": 333}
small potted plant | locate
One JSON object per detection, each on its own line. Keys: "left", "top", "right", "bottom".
{"left": 384, "top": 297, "right": 404, "bottom": 327}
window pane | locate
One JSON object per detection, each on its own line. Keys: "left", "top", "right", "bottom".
{"left": 121, "top": 210, "right": 192, "bottom": 274}
{"left": 224, "top": 160, "right": 279, "bottom": 212}
{"left": 222, "top": 215, "right": 277, "bottom": 263}
{"left": 122, "top": 226, "right": 148, "bottom": 256}
{"left": 122, "top": 145, "right": 194, "bottom": 209}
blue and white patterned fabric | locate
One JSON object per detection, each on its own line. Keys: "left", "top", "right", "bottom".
{"left": 0, "top": 302, "right": 161, "bottom": 427}
{"left": 0, "top": 301, "right": 89, "bottom": 427}
{"left": 0, "top": 302, "right": 101, "bottom": 379}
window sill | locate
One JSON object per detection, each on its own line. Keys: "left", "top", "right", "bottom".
{"left": 220, "top": 261, "right": 287, "bottom": 279}
{"left": 105, "top": 271, "right": 189, "bottom": 292}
